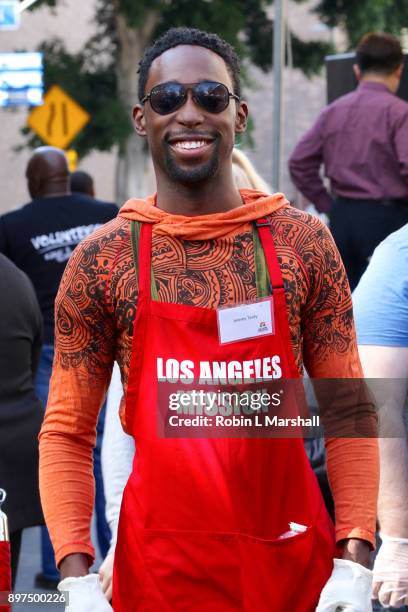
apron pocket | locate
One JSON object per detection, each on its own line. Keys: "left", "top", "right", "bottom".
{"left": 237, "top": 527, "right": 320, "bottom": 612}
{"left": 141, "top": 526, "right": 329, "bottom": 612}
{"left": 143, "top": 529, "right": 242, "bottom": 611}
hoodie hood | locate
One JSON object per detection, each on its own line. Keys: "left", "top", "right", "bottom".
{"left": 119, "top": 189, "right": 289, "bottom": 240}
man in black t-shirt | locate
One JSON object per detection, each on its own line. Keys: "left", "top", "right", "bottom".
{"left": 0, "top": 147, "right": 118, "bottom": 588}
{"left": 0, "top": 149, "right": 118, "bottom": 344}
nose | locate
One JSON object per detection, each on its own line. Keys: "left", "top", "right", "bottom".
{"left": 175, "top": 91, "right": 205, "bottom": 127}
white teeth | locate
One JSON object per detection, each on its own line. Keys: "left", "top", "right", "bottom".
{"left": 174, "top": 140, "right": 207, "bottom": 150}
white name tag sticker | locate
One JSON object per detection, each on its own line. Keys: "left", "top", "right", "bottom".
{"left": 217, "top": 298, "right": 274, "bottom": 345}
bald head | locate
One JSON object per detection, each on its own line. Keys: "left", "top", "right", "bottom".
{"left": 26, "top": 147, "right": 71, "bottom": 199}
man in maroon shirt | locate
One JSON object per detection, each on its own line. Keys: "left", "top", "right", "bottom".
{"left": 289, "top": 32, "right": 408, "bottom": 290}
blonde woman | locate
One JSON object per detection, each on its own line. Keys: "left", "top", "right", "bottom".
{"left": 232, "top": 147, "right": 272, "bottom": 192}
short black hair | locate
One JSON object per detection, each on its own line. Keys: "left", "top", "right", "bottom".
{"left": 356, "top": 32, "right": 403, "bottom": 75}
{"left": 138, "top": 27, "right": 241, "bottom": 101}
{"left": 70, "top": 170, "right": 94, "bottom": 196}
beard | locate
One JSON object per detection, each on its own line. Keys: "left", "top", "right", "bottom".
{"left": 164, "top": 140, "right": 220, "bottom": 184}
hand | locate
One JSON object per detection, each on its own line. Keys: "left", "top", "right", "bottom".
{"left": 372, "top": 533, "right": 408, "bottom": 608}
{"left": 316, "top": 558, "right": 373, "bottom": 612}
{"left": 58, "top": 574, "right": 112, "bottom": 611}
{"left": 59, "top": 553, "right": 89, "bottom": 579}
{"left": 99, "top": 552, "right": 114, "bottom": 602}
{"left": 342, "top": 538, "right": 371, "bottom": 568}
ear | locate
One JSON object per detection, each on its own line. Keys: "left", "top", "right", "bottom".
{"left": 27, "top": 175, "right": 41, "bottom": 199}
{"left": 353, "top": 64, "right": 361, "bottom": 82}
{"left": 396, "top": 63, "right": 404, "bottom": 79}
{"left": 133, "top": 104, "right": 147, "bottom": 137}
{"left": 235, "top": 101, "right": 248, "bottom": 134}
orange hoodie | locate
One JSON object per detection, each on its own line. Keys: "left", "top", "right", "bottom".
{"left": 39, "top": 191, "right": 378, "bottom": 567}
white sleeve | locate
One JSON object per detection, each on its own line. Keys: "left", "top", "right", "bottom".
{"left": 102, "top": 362, "right": 135, "bottom": 554}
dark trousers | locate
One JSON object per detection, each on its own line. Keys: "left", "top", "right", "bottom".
{"left": 330, "top": 197, "right": 408, "bottom": 291}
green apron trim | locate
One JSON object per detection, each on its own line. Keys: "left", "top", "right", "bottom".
{"left": 252, "top": 223, "right": 272, "bottom": 298}
{"left": 130, "top": 221, "right": 159, "bottom": 300}
{"left": 130, "top": 220, "right": 271, "bottom": 301}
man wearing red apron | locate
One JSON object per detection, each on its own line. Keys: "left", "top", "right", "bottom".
{"left": 40, "top": 27, "right": 378, "bottom": 612}
{"left": 111, "top": 212, "right": 337, "bottom": 611}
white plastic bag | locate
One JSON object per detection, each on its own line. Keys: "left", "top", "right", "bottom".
{"left": 58, "top": 573, "right": 112, "bottom": 611}
{"left": 316, "top": 558, "right": 373, "bottom": 611}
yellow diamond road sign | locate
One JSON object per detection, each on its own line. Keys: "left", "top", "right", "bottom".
{"left": 27, "top": 85, "right": 90, "bottom": 149}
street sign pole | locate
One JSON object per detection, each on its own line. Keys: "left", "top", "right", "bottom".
{"left": 272, "top": 0, "right": 286, "bottom": 192}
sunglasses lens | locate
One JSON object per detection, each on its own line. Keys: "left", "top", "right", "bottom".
{"left": 147, "top": 81, "right": 234, "bottom": 114}
{"left": 195, "top": 81, "right": 230, "bottom": 113}
{"left": 150, "top": 83, "right": 184, "bottom": 115}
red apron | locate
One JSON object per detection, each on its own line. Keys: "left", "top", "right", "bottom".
{"left": 112, "top": 220, "right": 336, "bottom": 611}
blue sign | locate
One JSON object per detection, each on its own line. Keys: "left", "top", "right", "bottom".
{"left": 0, "top": 52, "right": 43, "bottom": 107}
{"left": 0, "top": 1, "right": 19, "bottom": 30}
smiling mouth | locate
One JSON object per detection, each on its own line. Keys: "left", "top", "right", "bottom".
{"left": 173, "top": 140, "right": 209, "bottom": 150}
{"left": 167, "top": 134, "right": 216, "bottom": 154}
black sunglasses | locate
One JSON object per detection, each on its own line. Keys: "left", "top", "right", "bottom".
{"left": 141, "top": 80, "right": 240, "bottom": 115}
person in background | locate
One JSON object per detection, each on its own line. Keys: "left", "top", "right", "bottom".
{"left": 0, "top": 254, "right": 44, "bottom": 588}
{"left": 353, "top": 224, "right": 408, "bottom": 610}
{"left": 0, "top": 147, "right": 118, "bottom": 589}
{"left": 289, "top": 32, "right": 408, "bottom": 290}
{"left": 70, "top": 166, "right": 119, "bottom": 564}
{"left": 98, "top": 364, "right": 134, "bottom": 601}
{"left": 232, "top": 147, "right": 272, "bottom": 192}
{"left": 70, "top": 170, "right": 96, "bottom": 198}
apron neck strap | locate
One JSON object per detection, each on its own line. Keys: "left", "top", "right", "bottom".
{"left": 130, "top": 221, "right": 159, "bottom": 299}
